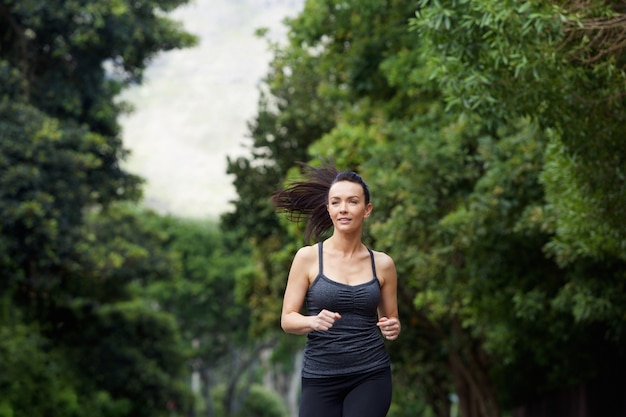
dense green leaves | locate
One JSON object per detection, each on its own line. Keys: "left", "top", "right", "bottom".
{"left": 0, "top": 0, "right": 197, "bottom": 134}
{"left": 1, "top": 1, "right": 199, "bottom": 416}
{"left": 54, "top": 299, "right": 191, "bottom": 417}
{"left": 0, "top": 321, "right": 81, "bottom": 417}
{"left": 227, "top": 0, "right": 626, "bottom": 416}
{"left": 0, "top": 102, "right": 142, "bottom": 295}
{"left": 411, "top": 0, "right": 626, "bottom": 261}
{"left": 3, "top": 0, "right": 626, "bottom": 415}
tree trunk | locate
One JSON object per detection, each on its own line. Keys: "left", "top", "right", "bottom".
{"left": 225, "top": 341, "right": 276, "bottom": 416}
{"left": 287, "top": 350, "right": 303, "bottom": 417}
{"left": 448, "top": 319, "right": 500, "bottom": 417}
{"left": 199, "top": 367, "right": 214, "bottom": 417}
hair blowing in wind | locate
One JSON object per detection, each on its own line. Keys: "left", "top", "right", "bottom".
{"left": 271, "top": 163, "right": 338, "bottom": 242}
{"left": 271, "top": 162, "right": 372, "bottom": 243}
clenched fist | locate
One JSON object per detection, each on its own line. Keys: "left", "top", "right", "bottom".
{"left": 377, "top": 316, "right": 400, "bottom": 340}
{"left": 310, "top": 309, "right": 342, "bottom": 332}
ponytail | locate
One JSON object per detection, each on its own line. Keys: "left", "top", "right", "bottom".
{"left": 271, "top": 162, "right": 370, "bottom": 242}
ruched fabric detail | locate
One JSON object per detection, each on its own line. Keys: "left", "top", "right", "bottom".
{"left": 302, "top": 242, "right": 390, "bottom": 378}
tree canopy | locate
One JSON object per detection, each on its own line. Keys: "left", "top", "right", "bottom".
{"left": 1, "top": 1, "right": 198, "bottom": 416}
{"left": 227, "top": 1, "right": 626, "bottom": 416}
{"left": 3, "top": 0, "right": 626, "bottom": 416}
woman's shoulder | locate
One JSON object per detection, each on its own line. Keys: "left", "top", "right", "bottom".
{"left": 293, "top": 243, "right": 319, "bottom": 262}
{"left": 370, "top": 249, "right": 396, "bottom": 275}
{"left": 370, "top": 248, "right": 394, "bottom": 264}
{"left": 290, "top": 244, "right": 321, "bottom": 281}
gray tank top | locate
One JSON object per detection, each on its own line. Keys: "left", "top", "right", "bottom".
{"left": 302, "top": 241, "right": 390, "bottom": 378}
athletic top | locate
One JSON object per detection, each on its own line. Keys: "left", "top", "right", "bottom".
{"left": 301, "top": 241, "right": 390, "bottom": 378}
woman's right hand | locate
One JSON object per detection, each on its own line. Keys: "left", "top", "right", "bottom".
{"left": 310, "top": 309, "right": 342, "bottom": 331}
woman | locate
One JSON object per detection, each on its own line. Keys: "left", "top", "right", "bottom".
{"left": 272, "top": 163, "right": 401, "bottom": 417}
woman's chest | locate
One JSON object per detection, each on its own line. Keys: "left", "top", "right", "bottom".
{"left": 307, "top": 276, "right": 381, "bottom": 314}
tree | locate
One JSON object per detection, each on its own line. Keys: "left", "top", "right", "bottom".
{"left": 410, "top": 0, "right": 626, "bottom": 263}
{"left": 0, "top": 0, "right": 197, "bottom": 312}
{"left": 0, "top": 0, "right": 196, "bottom": 135}
{"left": 139, "top": 214, "right": 276, "bottom": 417}
{"left": 410, "top": 0, "right": 626, "bottom": 411}
{"left": 1, "top": 1, "right": 198, "bottom": 415}
{"left": 227, "top": 0, "right": 451, "bottom": 415}
{"left": 227, "top": 0, "right": 626, "bottom": 416}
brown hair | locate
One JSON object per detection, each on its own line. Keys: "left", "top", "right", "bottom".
{"left": 271, "top": 162, "right": 371, "bottom": 242}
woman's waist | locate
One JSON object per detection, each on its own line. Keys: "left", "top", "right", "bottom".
{"left": 302, "top": 335, "right": 389, "bottom": 377}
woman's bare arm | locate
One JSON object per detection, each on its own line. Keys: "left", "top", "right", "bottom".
{"left": 376, "top": 252, "right": 401, "bottom": 340}
{"left": 281, "top": 245, "right": 341, "bottom": 334}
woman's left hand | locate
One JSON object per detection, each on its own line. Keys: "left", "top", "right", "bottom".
{"left": 377, "top": 317, "right": 400, "bottom": 341}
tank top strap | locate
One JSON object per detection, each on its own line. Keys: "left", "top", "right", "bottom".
{"left": 318, "top": 241, "right": 324, "bottom": 276}
{"left": 367, "top": 247, "right": 378, "bottom": 279}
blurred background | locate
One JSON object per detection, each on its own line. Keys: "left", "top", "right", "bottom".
{"left": 2, "top": 1, "right": 626, "bottom": 417}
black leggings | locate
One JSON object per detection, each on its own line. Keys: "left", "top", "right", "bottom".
{"left": 299, "top": 367, "right": 392, "bottom": 417}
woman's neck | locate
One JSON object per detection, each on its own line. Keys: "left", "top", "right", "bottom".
{"left": 325, "top": 233, "right": 365, "bottom": 257}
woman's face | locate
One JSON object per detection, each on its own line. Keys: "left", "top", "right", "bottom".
{"left": 327, "top": 181, "right": 372, "bottom": 231}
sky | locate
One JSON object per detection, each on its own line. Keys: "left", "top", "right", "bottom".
{"left": 119, "top": 0, "right": 304, "bottom": 219}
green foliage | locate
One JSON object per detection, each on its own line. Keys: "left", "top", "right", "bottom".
{"left": 134, "top": 213, "right": 279, "bottom": 417}
{"left": 410, "top": 0, "right": 626, "bottom": 260}
{"left": 210, "top": 384, "right": 288, "bottom": 417}
{"left": 411, "top": 0, "right": 566, "bottom": 119}
{"left": 57, "top": 299, "right": 190, "bottom": 417}
{"left": 0, "top": 321, "right": 80, "bottom": 417}
{"left": 406, "top": 3, "right": 626, "bottom": 407}
{"left": 0, "top": 100, "right": 141, "bottom": 260}
{"left": 541, "top": 134, "right": 626, "bottom": 264}
{"left": 0, "top": 1, "right": 198, "bottom": 416}
{"left": 0, "top": 0, "right": 197, "bottom": 134}
{"left": 227, "top": 0, "right": 626, "bottom": 416}
{"left": 236, "top": 384, "right": 289, "bottom": 417}
{"left": 139, "top": 214, "right": 253, "bottom": 358}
